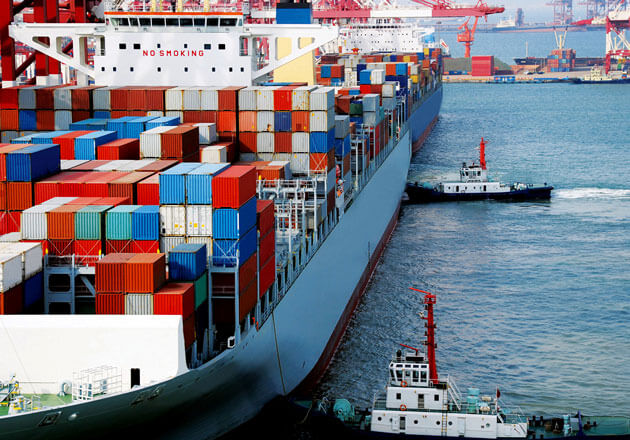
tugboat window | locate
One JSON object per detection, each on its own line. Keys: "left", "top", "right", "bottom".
{"left": 434, "top": 394, "right": 439, "bottom": 401}
{"left": 396, "top": 393, "right": 401, "bottom": 400}
{"left": 221, "top": 18, "right": 237, "bottom": 26}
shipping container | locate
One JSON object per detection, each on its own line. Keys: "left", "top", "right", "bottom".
{"left": 274, "top": 86, "right": 294, "bottom": 111}
{"left": 161, "top": 126, "right": 199, "bottom": 159}
{"left": 46, "top": 239, "right": 74, "bottom": 257}
{"left": 238, "top": 132, "right": 257, "bottom": 154}
{"left": 21, "top": 204, "right": 59, "bottom": 240}
{"left": 193, "top": 272, "right": 208, "bottom": 310}
{"left": 131, "top": 205, "right": 160, "bottom": 241}
{"left": 309, "top": 129, "right": 334, "bottom": 153}
{"left": 23, "top": 271, "right": 43, "bottom": 310}
{"left": 291, "top": 111, "right": 309, "bottom": 132}
{"left": 74, "top": 239, "right": 103, "bottom": 266}
{"left": 159, "top": 162, "right": 203, "bottom": 205}
{"left": 53, "top": 130, "right": 94, "bottom": 160}
{"left": 109, "top": 170, "right": 153, "bottom": 204}
{"left": 259, "top": 228, "right": 275, "bottom": 265}
{"left": 0, "top": 242, "right": 42, "bottom": 280}
{"left": 211, "top": 165, "right": 256, "bottom": 209}
{"left": 75, "top": 131, "right": 118, "bottom": 160}
{"left": 132, "top": 240, "right": 160, "bottom": 253}
{"left": 256, "top": 132, "right": 274, "bottom": 153}
{"left": 186, "top": 163, "right": 230, "bottom": 205}
{"left": 75, "top": 205, "right": 111, "bottom": 240}
{"left": 145, "top": 116, "right": 180, "bottom": 130}
{"left": 83, "top": 171, "right": 128, "bottom": 198}
{"left": 154, "top": 282, "right": 195, "bottom": 318}
{"left": 47, "top": 204, "right": 84, "bottom": 240}
{"left": 125, "top": 293, "right": 154, "bottom": 315}
{"left": 256, "top": 111, "right": 274, "bottom": 132}
{"left": 310, "top": 87, "right": 335, "bottom": 111}
{"left": 259, "top": 254, "right": 276, "bottom": 297}
{"left": 309, "top": 111, "right": 334, "bottom": 132}
{"left": 256, "top": 86, "right": 279, "bottom": 111}
{"left": 140, "top": 126, "right": 172, "bottom": 158}
{"left": 107, "top": 116, "right": 138, "bottom": 138}
{"left": 6, "top": 144, "right": 60, "bottom": 181}
{"left": 160, "top": 205, "right": 186, "bottom": 236}
{"left": 200, "top": 145, "right": 227, "bottom": 163}
{"left": 0, "top": 285, "right": 23, "bottom": 314}
{"left": 168, "top": 243, "right": 207, "bottom": 281}
{"left": 212, "top": 196, "right": 257, "bottom": 239}
{"left": 238, "top": 87, "right": 259, "bottom": 111}
{"left": 256, "top": 199, "right": 275, "bottom": 234}
{"left": 95, "top": 293, "right": 125, "bottom": 314}
{"left": 125, "top": 253, "right": 166, "bottom": 294}
{"left": 137, "top": 173, "right": 160, "bottom": 205}
{"left": 274, "top": 112, "right": 292, "bottom": 132}
{"left": 292, "top": 86, "right": 317, "bottom": 111}
{"left": 194, "top": 122, "right": 217, "bottom": 145}
{"left": 0, "top": 144, "right": 28, "bottom": 180}
{"left": 97, "top": 138, "right": 140, "bottom": 160}
{"left": 218, "top": 86, "right": 242, "bottom": 111}
{"left": 106, "top": 205, "right": 140, "bottom": 240}
{"left": 212, "top": 225, "right": 257, "bottom": 266}
{"left": 0, "top": 253, "right": 24, "bottom": 292}
{"left": 185, "top": 205, "right": 212, "bottom": 236}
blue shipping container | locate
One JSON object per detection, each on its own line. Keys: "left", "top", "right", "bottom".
{"left": 186, "top": 163, "right": 230, "bottom": 205}
{"left": 276, "top": 6, "right": 311, "bottom": 24}
{"left": 146, "top": 116, "right": 180, "bottom": 130}
{"left": 212, "top": 226, "right": 257, "bottom": 267}
{"left": 107, "top": 116, "right": 138, "bottom": 138}
{"left": 334, "top": 136, "right": 351, "bottom": 156}
{"left": 359, "top": 69, "right": 373, "bottom": 85}
{"left": 18, "top": 110, "right": 36, "bottom": 131}
{"left": 274, "top": 112, "right": 292, "bottom": 132}
{"left": 168, "top": 243, "right": 207, "bottom": 281}
{"left": 395, "top": 63, "right": 408, "bottom": 75}
{"left": 30, "top": 131, "right": 71, "bottom": 144}
{"left": 321, "top": 65, "right": 332, "bottom": 78}
{"left": 159, "top": 162, "right": 203, "bottom": 205}
{"left": 132, "top": 205, "right": 160, "bottom": 241}
{"left": 125, "top": 116, "right": 158, "bottom": 139}
{"left": 23, "top": 271, "right": 44, "bottom": 309}
{"left": 348, "top": 89, "right": 361, "bottom": 96}
{"left": 309, "top": 129, "right": 334, "bottom": 153}
{"left": 93, "top": 111, "right": 111, "bottom": 119}
{"left": 10, "top": 134, "right": 34, "bottom": 144}
{"left": 212, "top": 196, "right": 257, "bottom": 239}
{"left": 6, "top": 144, "right": 60, "bottom": 181}
{"left": 74, "top": 130, "right": 117, "bottom": 160}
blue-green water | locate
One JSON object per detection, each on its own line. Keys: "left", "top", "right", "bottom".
{"left": 315, "top": 83, "right": 630, "bottom": 416}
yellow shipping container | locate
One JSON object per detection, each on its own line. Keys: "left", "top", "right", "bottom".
{"left": 424, "top": 48, "right": 430, "bottom": 56}
{"left": 403, "top": 55, "right": 411, "bottom": 62}
{"left": 411, "top": 75, "right": 419, "bottom": 84}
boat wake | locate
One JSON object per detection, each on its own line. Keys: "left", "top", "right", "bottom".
{"left": 554, "top": 188, "right": 630, "bottom": 200}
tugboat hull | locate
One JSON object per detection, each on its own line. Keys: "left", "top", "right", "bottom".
{"left": 405, "top": 184, "right": 554, "bottom": 203}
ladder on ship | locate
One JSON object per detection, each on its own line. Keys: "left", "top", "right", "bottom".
{"left": 43, "top": 254, "right": 97, "bottom": 314}
{"left": 441, "top": 386, "right": 449, "bottom": 436}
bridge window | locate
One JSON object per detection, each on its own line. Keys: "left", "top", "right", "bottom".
{"left": 130, "top": 67, "right": 134, "bottom": 72}
{"left": 119, "top": 18, "right": 129, "bottom": 26}
{"left": 396, "top": 393, "right": 401, "bottom": 400}
{"left": 180, "top": 18, "right": 193, "bottom": 27}
{"left": 221, "top": 18, "right": 237, "bottom": 27}
{"left": 153, "top": 18, "right": 165, "bottom": 26}
{"left": 184, "top": 44, "right": 188, "bottom": 48}
{"left": 119, "top": 43, "right": 126, "bottom": 50}
{"left": 229, "top": 67, "right": 233, "bottom": 72}
{"left": 101, "top": 67, "right": 105, "bottom": 72}
{"left": 241, "top": 67, "right": 245, "bottom": 72}
{"left": 212, "top": 67, "right": 216, "bottom": 72}
{"left": 113, "top": 67, "right": 117, "bottom": 72}
{"left": 133, "top": 43, "right": 140, "bottom": 50}
{"left": 139, "top": 18, "right": 150, "bottom": 27}
{"left": 219, "top": 44, "right": 226, "bottom": 50}
{"left": 204, "top": 44, "right": 211, "bottom": 50}
{"left": 184, "top": 67, "right": 188, "bottom": 72}
{"left": 456, "top": 186, "right": 459, "bottom": 192}
{"left": 166, "top": 18, "right": 178, "bottom": 26}
{"left": 194, "top": 18, "right": 205, "bottom": 27}
{"left": 157, "top": 67, "right": 161, "bottom": 72}
{"left": 208, "top": 18, "right": 219, "bottom": 26}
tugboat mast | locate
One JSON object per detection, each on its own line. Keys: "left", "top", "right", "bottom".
{"left": 480, "top": 137, "right": 487, "bottom": 170}
{"left": 409, "top": 287, "right": 438, "bottom": 385}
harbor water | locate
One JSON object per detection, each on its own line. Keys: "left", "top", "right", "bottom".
{"left": 314, "top": 82, "right": 630, "bottom": 417}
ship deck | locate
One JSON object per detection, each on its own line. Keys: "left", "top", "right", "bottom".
{"left": 0, "top": 394, "right": 72, "bottom": 417}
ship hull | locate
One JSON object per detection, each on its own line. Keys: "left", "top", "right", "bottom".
{"left": 405, "top": 183, "right": 553, "bottom": 203}
{"left": 0, "top": 86, "right": 441, "bottom": 440}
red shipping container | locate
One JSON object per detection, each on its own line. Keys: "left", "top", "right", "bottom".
{"left": 183, "top": 314, "right": 195, "bottom": 348}
{"left": 97, "top": 138, "right": 140, "bottom": 160}
{"left": 96, "top": 293, "right": 125, "bottom": 314}
{"left": 259, "top": 228, "right": 275, "bottom": 264}
{"left": 95, "top": 253, "right": 134, "bottom": 293}
{"left": 83, "top": 171, "right": 129, "bottom": 197}
{"left": 259, "top": 255, "right": 276, "bottom": 298}
{"left": 0, "top": 144, "right": 27, "bottom": 180}
{"left": 386, "top": 63, "right": 397, "bottom": 76}
{"left": 161, "top": 126, "right": 199, "bottom": 159}
{"left": 217, "top": 111, "right": 237, "bottom": 132}
{"left": 126, "top": 253, "right": 166, "bottom": 294}
{"left": 335, "top": 96, "right": 352, "bottom": 115}
{"left": 137, "top": 159, "right": 178, "bottom": 173}
{"left": 257, "top": 165, "right": 283, "bottom": 181}
{"left": 48, "top": 204, "right": 84, "bottom": 239}
{"left": 7, "top": 182, "right": 33, "bottom": 211}
{"left": 0, "top": 285, "right": 23, "bottom": 314}
{"left": 331, "top": 65, "right": 344, "bottom": 78}
{"left": 256, "top": 199, "right": 274, "bottom": 234}
{"left": 71, "top": 160, "right": 110, "bottom": 171}
{"left": 0, "top": 110, "right": 19, "bottom": 130}
{"left": 53, "top": 130, "right": 94, "bottom": 160}
{"left": 35, "top": 86, "right": 61, "bottom": 110}
{"left": 36, "top": 110, "right": 56, "bottom": 131}
{"left": 309, "top": 153, "right": 329, "bottom": 172}
{"left": 132, "top": 240, "right": 160, "bottom": 253}
{"left": 197, "top": 110, "right": 217, "bottom": 123}
{"left": 274, "top": 132, "right": 292, "bottom": 153}
{"left": 211, "top": 165, "right": 256, "bottom": 209}
{"left": 47, "top": 239, "right": 74, "bottom": 257}
{"left": 106, "top": 239, "right": 133, "bottom": 254}
{"left": 146, "top": 86, "right": 170, "bottom": 111}
{"left": 239, "top": 252, "right": 257, "bottom": 293}
{"left": 127, "top": 88, "right": 147, "bottom": 110}
{"left": 0, "top": 211, "right": 18, "bottom": 235}
{"left": 108, "top": 171, "right": 153, "bottom": 203}
{"left": 359, "top": 84, "right": 372, "bottom": 94}
{"left": 67, "top": 197, "right": 102, "bottom": 205}
{"left": 239, "top": 276, "right": 258, "bottom": 321}
{"left": 154, "top": 282, "right": 195, "bottom": 318}
{"left": 75, "top": 239, "right": 102, "bottom": 266}
{"left": 71, "top": 86, "right": 97, "bottom": 110}
{"left": 110, "top": 87, "right": 129, "bottom": 110}
{"left": 274, "top": 86, "right": 294, "bottom": 111}
{"left": 57, "top": 171, "right": 93, "bottom": 198}
{"left": 0, "top": 182, "right": 5, "bottom": 210}
{"left": 182, "top": 111, "right": 201, "bottom": 124}
{"left": 110, "top": 110, "right": 130, "bottom": 118}
{"left": 327, "top": 188, "right": 335, "bottom": 215}
{"left": 0, "top": 87, "right": 20, "bottom": 110}
{"left": 95, "top": 196, "right": 130, "bottom": 206}
{"left": 238, "top": 132, "right": 257, "bottom": 154}
{"left": 72, "top": 110, "right": 91, "bottom": 122}
{"left": 292, "top": 111, "right": 309, "bottom": 131}
{"left": 370, "top": 84, "right": 383, "bottom": 95}
{"left": 137, "top": 174, "right": 160, "bottom": 205}
{"left": 239, "top": 111, "right": 257, "bottom": 132}
{"left": 218, "top": 86, "right": 243, "bottom": 111}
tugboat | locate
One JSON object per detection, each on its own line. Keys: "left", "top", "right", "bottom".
{"left": 405, "top": 139, "right": 553, "bottom": 203}
{"left": 292, "top": 289, "right": 630, "bottom": 440}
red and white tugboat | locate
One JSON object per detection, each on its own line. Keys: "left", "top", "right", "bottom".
{"left": 405, "top": 139, "right": 554, "bottom": 203}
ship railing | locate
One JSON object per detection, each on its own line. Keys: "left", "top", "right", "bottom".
{"left": 104, "top": 0, "right": 244, "bottom": 13}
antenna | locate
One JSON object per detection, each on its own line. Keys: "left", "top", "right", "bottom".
{"left": 409, "top": 287, "right": 439, "bottom": 385}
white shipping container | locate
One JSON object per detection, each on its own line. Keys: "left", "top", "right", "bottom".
{"left": 309, "top": 87, "right": 335, "bottom": 111}
{"left": 363, "top": 111, "right": 378, "bottom": 126}
{"left": 256, "top": 86, "right": 279, "bottom": 111}
{"left": 238, "top": 86, "right": 259, "bottom": 111}
{"left": 383, "top": 97, "right": 396, "bottom": 111}
{"left": 186, "top": 205, "right": 213, "bottom": 236}
{"left": 410, "top": 64, "right": 420, "bottom": 75}
{"left": 200, "top": 87, "right": 219, "bottom": 111}
{"left": 1, "top": 131, "right": 19, "bottom": 144}
{"left": 93, "top": 86, "right": 116, "bottom": 110}
{"left": 256, "top": 132, "right": 274, "bottom": 153}
{"left": 382, "top": 82, "right": 396, "bottom": 98}
{"left": 257, "top": 111, "right": 274, "bottom": 132}
{"left": 269, "top": 160, "right": 293, "bottom": 179}
{"left": 183, "top": 87, "right": 202, "bottom": 111}
{"left": 21, "top": 205, "right": 60, "bottom": 240}
{"left": 200, "top": 145, "right": 227, "bottom": 163}
{"left": 140, "top": 126, "right": 172, "bottom": 158}
{"left": 165, "top": 110, "right": 183, "bottom": 120}
{"left": 147, "top": 111, "right": 164, "bottom": 117}
{"left": 290, "top": 153, "right": 310, "bottom": 174}
{"left": 165, "top": 87, "right": 186, "bottom": 111}
{"left": 117, "top": 159, "right": 156, "bottom": 171}
{"left": 370, "top": 69, "right": 385, "bottom": 85}
{"left": 1, "top": 242, "right": 43, "bottom": 279}
{"left": 53, "top": 86, "right": 72, "bottom": 110}
{"left": 362, "top": 94, "right": 379, "bottom": 112}
{"left": 95, "top": 160, "right": 133, "bottom": 171}
{"left": 41, "top": 197, "right": 77, "bottom": 205}
{"left": 292, "top": 85, "right": 317, "bottom": 111}
{"left": 194, "top": 123, "right": 217, "bottom": 145}
{"left": 309, "top": 111, "right": 334, "bottom": 132}
{"left": 0, "top": 233, "right": 20, "bottom": 242}
{"left": 125, "top": 294, "right": 154, "bottom": 315}
{"left": 264, "top": 154, "right": 292, "bottom": 163}
{"left": 60, "top": 160, "right": 88, "bottom": 170}
{"left": 160, "top": 205, "right": 186, "bottom": 236}
{"left": 335, "top": 115, "right": 350, "bottom": 139}
{"left": 185, "top": 236, "right": 213, "bottom": 255}
{"left": 160, "top": 236, "right": 186, "bottom": 258}
{"left": 54, "top": 110, "right": 72, "bottom": 130}
{"left": 0, "top": 253, "right": 23, "bottom": 292}
{"left": 291, "top": 133, "right": 309, "bottom": 153}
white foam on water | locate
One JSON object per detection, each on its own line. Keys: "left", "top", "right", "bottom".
{"left": 553, "top": 188, "right": 630, "bottom": 200}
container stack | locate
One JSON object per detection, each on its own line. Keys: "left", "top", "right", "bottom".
{"left": 334, "top": 115, "right": 352, "bottom": 188}
{"left": 256, "top": 200, "right": 276, "bottom": 298}
{"left": 316, "top": 63, "right": 345, "bottom": 86}
{"left": 547, "top": 49, "right": 576, "bottom": 72}
{"left": 0, "top": 241, "right": 44, "bottom": 314}
{"left": 471, "top": 56, "right": 495, "bottom": 77}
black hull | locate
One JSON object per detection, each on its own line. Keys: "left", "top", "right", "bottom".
{"left": 405, "top": 184, "right": 553, "bottom": 203}
{"left": 571, "top": 79, "right": 630, "bottom": 84}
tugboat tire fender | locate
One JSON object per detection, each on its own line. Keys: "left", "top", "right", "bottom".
{"left": 401, "top": 381, "right": 408, "bottom": 387}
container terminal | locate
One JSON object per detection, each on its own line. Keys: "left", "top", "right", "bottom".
{"left": 0, "top": 0, "right": 450, "bottom": 438}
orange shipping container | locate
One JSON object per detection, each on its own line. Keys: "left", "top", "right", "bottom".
{"left": 292, "top": 111, "right": 309, "bottom": 132}
{"left": 239, "top": 111, "right": 257, "bottom": 132}
{"left": 95, "top": 293, "right": 125, "bottom": 314}
{"left": 0, "top": 110, "right": 19, "bottom": 131}
{"left": 36, "top": 110, "right": 55, "bottom": 130}
{"left": 108, "top": 171, "right": 153, "bottom": 204}
{"left": 153, "top": 282, "right": 195, "bottom": 318}
{"left": 7, "top": 182, "right": 33, "bottom": 211}
{"left": 95, "top": 253, "right": 135, "bottom": 292}
{"left": 47, "top": 204, "right": 85, "bottom": 239}
{"left": 217, "top": 111, "right": 237, "bottom": 132}
{"left": 125, "top": 253, "right": 166, "bottom": 294}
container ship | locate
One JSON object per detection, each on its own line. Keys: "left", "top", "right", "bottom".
{"left": 0, "top": 3, "right": 443, "bottom": 439}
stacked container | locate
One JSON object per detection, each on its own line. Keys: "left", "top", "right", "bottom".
{"left": 0, "top": 241, "right": 44, "bottom": 314}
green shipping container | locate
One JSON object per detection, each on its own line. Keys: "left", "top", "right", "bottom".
{"left": 106, "top": 205, "right": 140, "bottom": 240}
{"left": 193, "top": 272, "right": 208, "bottom": 309}
{"left": 75, "top": 205, "right": 112, "bottom": 240}
{"left": 349, "top": 102, "right": 363, "bottom": 116}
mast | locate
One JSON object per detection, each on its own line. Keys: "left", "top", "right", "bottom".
{"left": 409, "top": 288, "right": 439, "bottom": 385}
{"left": 479, "top": 137, "right": 487, "bottom": 170}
